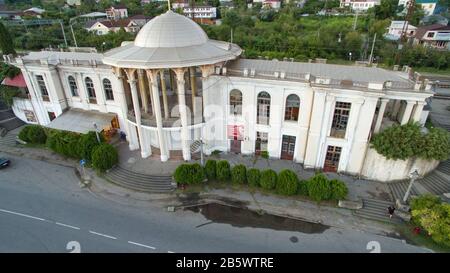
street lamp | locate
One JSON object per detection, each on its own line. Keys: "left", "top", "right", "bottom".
{"left": 403, "top": 169, "right": 419, "bottom": 203}
{"left": 348, "top": 52, "right": 352, "bottom": 61}
{"left": 93, "top": 122, "right": 101, "bottom": 143}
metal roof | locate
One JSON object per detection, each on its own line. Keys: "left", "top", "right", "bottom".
{"left": 46, "top": 109, "right": 116, "bottom": 134}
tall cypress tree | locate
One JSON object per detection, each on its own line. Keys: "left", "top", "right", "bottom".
{"left": 0, "top": 21, "right": 16, "bottom": 55}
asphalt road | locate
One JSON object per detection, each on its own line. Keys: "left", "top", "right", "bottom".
{"left": 0, "top": 154, "right": 430, "bottom": 253}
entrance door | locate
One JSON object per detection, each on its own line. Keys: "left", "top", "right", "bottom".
{"left": 255, "top": 132, "right": 268, "bottom": 155}
{"left": 230, "top": 139, "right": 241, "bottom": 154}
{"left": 280, "top": 135, "right": 296, "bottom": 160}
{"left": 324, "top": 145, "right": 342, "bottom": 173}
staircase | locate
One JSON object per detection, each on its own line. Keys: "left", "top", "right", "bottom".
{"left": 104, "top": 165, "right": 176, "bottom": 193}
{"left": 354, "top": 198, "right": 402, "bottom": 224}
{"left": 419, "top": 172, "right": 450, "bottom": 196}
{"left": 436, "top": 160, "right": 450, "bottom": 176}
{"left": 190, "top": 140, "right": 201, "bottom": 154}
{"left": 388, "top": 180, "right": 420, "bottom": 202}
{"left": 0, "top": 100, "right": 24, "bottom": 131}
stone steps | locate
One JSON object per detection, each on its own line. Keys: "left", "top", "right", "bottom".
{"left": 419, "top": 172, "right": 450, "bottom": 196}
{"left": 354, "top": 198, "right": 402, "bottom": 224}
{"left": 388, "top": 181, "right": 419, "bottom": 202}
{"left": 437, "top": 160, "right": 450, "bottom": 176}
{"left": 104, "top": 166, "right": 175, "bottom": 193}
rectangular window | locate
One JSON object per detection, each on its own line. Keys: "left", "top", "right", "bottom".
{"left": 36, "top": 75, "right": 49, "bottom": 100}
{"left": 281, "top": 135, "right": 296, "bottom": 160}
{"left": 330, "top": 101, "right": 351, "bottom": 138}
{"left": 324, "top": 145, "right": 342, "bottom": 173}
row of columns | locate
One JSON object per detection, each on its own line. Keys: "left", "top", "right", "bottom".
{"left": 373, "top": 99, "right": 426, "bottom": 134}
{"left": 114, "top": 65, "right": 213, "bottom": 162}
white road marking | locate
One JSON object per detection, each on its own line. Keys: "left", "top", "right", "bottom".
{"left": 55, "top": 222, "right": 81, "bottom": 230}
{"left": 89, "top": 230, "right": 117, "bottom": 240}
{"left": 0, "top": 208, "right": 46, "bottom": 222}
{"left": 127, "top": 241, "right": 156, "bottom": 250}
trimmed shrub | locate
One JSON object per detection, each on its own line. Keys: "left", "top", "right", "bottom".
{"left": 261, "top": 151, "right": 269, "bottom": 159}
{"left": 276, "top": 169, "right": 298, "bottom": 195}
{"left": 260, "top": 169, "right": 277, "bottom": 190}
{"left": 204, "top": 159, "right": 217, "bottom": 180}
{"left": 329, "top": 179, "right": 348, "bottom": 200}
{"left": 306, "top": 173, "right": 332, "bottom": 202}
{"left": 297, "top": 180, "right": 309, "bottom": 196}
{"left": 231, "top": 164, "right": 247, "bottom": 184}
{"left": 174, "top": 164, "right": 191, "bottom": 185}
{"left": 26, "top": 125, "right": 47, "bottom": 144}
{"left": 91, "top": 143, "right": 118, "bottom": 172}
{"left": 416, "top": 127, "right": 450, "bottom": 161}
{"left": 216, "top": 160, "right": 231, "bottom": 182}
{"left": 18, "top": 126, "right": 32, "bottom": 142}
{"left": 190, "top": 163, "right": 205, "bottom": 184}
{"left": 247, "top": 168, "right": 261, "bottom": 187}
{"left": 78, "top": 131, "right": 103, "bottom": 162}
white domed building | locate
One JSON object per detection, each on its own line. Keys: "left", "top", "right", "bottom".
{"left": 5, "top": 10, "right": 433, "bottom": 178}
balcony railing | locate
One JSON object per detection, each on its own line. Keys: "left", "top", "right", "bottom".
{"left": 127, "top": 112, "right": 204, "bottom": 128}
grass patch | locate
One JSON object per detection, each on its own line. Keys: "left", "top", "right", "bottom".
{"left": 415, "top": 67, "right": 450, "bottom": 76}
{"left": 396, "top": 223, "right": 450, "bottom": 253}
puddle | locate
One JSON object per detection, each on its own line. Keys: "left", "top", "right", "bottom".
{"left": 185, "top": 203, "right": 330, "bottom": 234}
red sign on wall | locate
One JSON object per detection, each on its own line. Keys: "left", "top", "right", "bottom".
{"left": 227, "top": 125, "right": 244, "bottom": 140}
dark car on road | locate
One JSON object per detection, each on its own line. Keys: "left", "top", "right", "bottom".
{"left": 0, "top": 158, "right": 10, "bottom": 168}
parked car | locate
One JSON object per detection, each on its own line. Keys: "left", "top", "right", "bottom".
{"left": 0, "top": 158, "right": 11, "bottom": 168}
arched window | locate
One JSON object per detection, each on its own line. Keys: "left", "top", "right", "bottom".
{"left": 85, "top": 77, "right": 96, "bottom": 100}
{"left": 284, "top": 94, "right": 300, "bottom": 121}
{"left": 229, "top": 89, "right": 242, "bottom": 115}
{"left": 257, "top": 91, "right": 271, "bottom": 125}
{"left": 68, "top": 76, "right": 78, "bottom": 97}
{"left": 103, "top": 79, "right": 114, "bottom": 101}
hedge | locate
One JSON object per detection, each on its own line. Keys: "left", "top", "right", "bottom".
{"left": 329, "top": 179, "right": 348, "bottom": 200}
{"left": 191, "top": 163, "right": 206, "bottom": 184}
{"left": 78, "top": 131, "right": 104, "bottom": 162}
{"left": 91, "top": 143, "right": 118, "bottom": 172}
{"left": 174, "top": 164, "right": 191, "bottom": 185}
{"left": 231, "top": 164, "right": 247, "bottom": 184}
{"left": 46, "top": 130, "right": 81, "bottom": 158}
{"left": 305, "top": 173, "right": 348, "bottom": 202}
{"left": 247, "top": 168, "right": 261, "bottom": 187}
{"left": 204, "top": 159, "right": 216, "bottom": 180}
{"left": 19, "top": 125, "right": 46, "bottom": 144}
{"left": 297, "top": 180, "right": 309, "bottom": 196}
{"left": 371, "top": 122, "right": 450, "bottom": 161}
{"left": 216, "top": 160, "right": 231, "bottom": 182}
{"left": 276, "top": 169, "right": 298, "bottom": 196}
{"left": 260, "top": 169, "right": 277, "bottom": 190}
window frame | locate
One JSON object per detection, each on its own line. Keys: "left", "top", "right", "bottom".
{"left": 103, "top": 78, "right": 114, "bottom": 101}
{"left": 229, "top": 89, "right": 243, "bottom": 115}
{"left": 257, "top": 91, "right": 271, "bottom": 125}
{"left": 284, "top": 94, "right": 300, "bottom": 121}
{"left": 68, "top": 76, "right": 78, "bottom": 97}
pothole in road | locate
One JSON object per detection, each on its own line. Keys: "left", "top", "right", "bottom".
{"left": 185, "top": 203, "right": 330, "bottom": 234}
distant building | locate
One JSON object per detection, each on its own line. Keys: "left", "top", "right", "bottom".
{"left": 421, "top": 14, "right": 449, "bottom": 26}
{"left": 85, "top": 19, "right": 141, "bottom": 35}
{"left": 0, "top": 9, "right": 22, "bottom": 20}
{"left": 253, "top": 0, "right": 282, "bottom": 10}
{"left": 385, "top": 21, "right": 417, "bottom": 41}
{"left": 183, "top": 6, "right": 217, "bottom": 19}
{"left": 106, "top": 5, "right": 128, "bottom": 20}
{"left": 413, "top": 24, "right": 450, "bottom": 50}
{"left": 22, "top": 7, "right": 45, "bottom": 18}
{"left": 172, "top": 0, "right": 189, "bottom": 9}
{"left": 66, "top": 0, "right": 81, "bottom": 6}
{"left": 398, "top": 0, "right": 442, "bottom": 16}
{"left": 340, "top": 0, "right": 380, "bottom": 11}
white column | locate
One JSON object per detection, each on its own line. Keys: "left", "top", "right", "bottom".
{"left": 374, "top": 98, "right": 389, "bottom": 133}
{"left": 112, "top": 67, "right": 137, "bottom": 150}
{"left": 174, "top": 68, "right": 191, "bottom": 161}
{"left": 304, "top": 90, "right": 327, "bottom": 168}
{"left": 125, "top": 69, "right": 150, "bottom": 158}
{"left": 400, "top": 100, "right": 415, "bottom": 125}
{"left": 147, "top": 69, "right": 168, "bottom": 162}
{"left": 137, "top": 69, "right": 149, "bottom": 113}
{"left": 411, "top": 101, "right": 425, "bottom": 122}
{"left": 75, "top": 73, "right": 90, "bottom": 110}
{"left": 391, "top": 99, "right": 401, "bottom": 120}
{"left": 316, "top": 94, "right": 336, "bottom": 167}
{"left": 341, "top": 99, "right": 364, "bottom": 172}
{"left": 295, "top": 88, "right": 314, "bottom": 163}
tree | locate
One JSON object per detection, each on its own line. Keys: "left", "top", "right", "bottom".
{"left": 231, "top": 164, "right": 247, "bottom": 184}
{"left": 276, "top": 169, "right": 298, "bottom": 196}
{"left": 91, "top": 143, "right": 118, "bottom": 172}
{"left": 204, "top": 159, "right": 217, "bottom": 180}
{"left": 0, "top": 22, "right": 16, "bottom": 55}
{"left": 78, "top": 131, "right": 103, "bottom": 162}
{"left": 247, "top": 168, "right": 261, "bottom": 187}
{"left": 373, "top": 0, "right": 399, "bottom": 20}
{"left": 216, "top": 160, "right": 231, "bottom": 182}
{"left": 260, "top": 169, "right": 277, "bottom": 190}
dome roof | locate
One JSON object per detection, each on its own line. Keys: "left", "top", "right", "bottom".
{"left": 134, "top": 10, "right": 208, "bottom": 48}
{"left": 103, "top": 10, "right": 242, "bottom": 69}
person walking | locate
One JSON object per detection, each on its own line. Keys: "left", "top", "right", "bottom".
{"left": 388, "top": 205, "right": 396, "bottom": 219}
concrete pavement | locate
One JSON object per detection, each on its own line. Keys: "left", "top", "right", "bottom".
{"left": 0, "top": 154, "right": 431, "bottom": 253}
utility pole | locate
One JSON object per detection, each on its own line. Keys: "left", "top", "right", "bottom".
{"left": 403, "top": 169, "right": 419, "bottom": 203}
{"left": 396, "top": 0, "right": 415, "bottom": 64}
{"left": 353, "top": 10, "right": 358, "bottom": 30}
{"left": 369, "top": 32, "right": 377, "bottom": 65}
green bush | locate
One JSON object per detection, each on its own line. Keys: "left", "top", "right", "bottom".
{"left": 276, "top": 169, "right": 298, "bottom": 195}
{"left": 204, "top": 159, "right": 217, "bottom": 180}
{"left": 78, "top": 131, "right": 103, "bottom": 162}
{"left": 46, "top": 130, "right": 81, "bottom": 158}
{"left": 216, "top": 160, "right": 231, "bottom": 182}
{"left": 260, "top": 169, "right": 277, "bottom": 190}
{"left": 174, "top": 164, "right": 192, "bottom": 185}
{"left": 306, "top": 173, "right": 332, "bottom": 202}
{"left": 410, "top": 195, "right": 450, "bottom": 247}
{"left": 329, "top": 179, "right": 348, "bottom": 200}
{"left": 416, "top": 127, "right": 450, "bottom": 161}
{"left": 190, "top": 163, "right": 205, "bottom": 184}
{"left": 91, "top": 143, "right": 118, "bottom": 172}
{"left": 261, "top": 151, "right": 269, "bottom": 159}
{"left": 19, "top": 125, "right": 46, "bottom": 144}
{"left": 247, "top": 168, "right": 261, "bottom": 187}
{"left": 18, "top": 126, "right": 32, "bottom": 142}
{"left": 297, "top": 180, "right": 309, "bottom": 196}
{"left": 231, "top": 164, "right": 247, "bottom": 184}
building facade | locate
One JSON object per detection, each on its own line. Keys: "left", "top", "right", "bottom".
{"left": 340, "top": 0, "right": 380, "bottom": 11}
{"left": 3, "top": 11, "right": 433, "bottom": 175}
{"left": 413, "top": 24, "right": 450, "bottom": 50}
